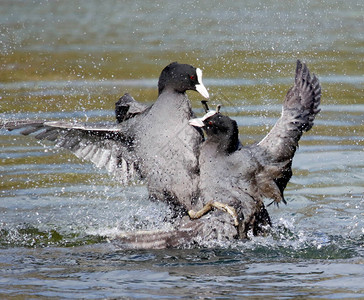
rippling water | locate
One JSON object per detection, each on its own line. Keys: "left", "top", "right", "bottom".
{"left": 1, "top": 0, "right": 363, "bottom": 298}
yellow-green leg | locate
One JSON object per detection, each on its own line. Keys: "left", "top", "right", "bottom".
{"left": 188, "top": 201, "right": 239, "bottom": 227}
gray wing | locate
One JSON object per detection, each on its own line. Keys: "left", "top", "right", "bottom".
{"left": 113, "top": 219, "right": 205, "bottom": 249}
{"left": 4, "top": 120, "right": 140, "bottom": 185}
{"left": 254, "top": 60, "right": 321, "bottom": 204}
{"left": 115, "top": 93, "right": 149, "bottom": 123}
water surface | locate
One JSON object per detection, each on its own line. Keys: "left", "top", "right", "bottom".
{"left": 1, "top": 0, "right": 363, "bottom": 298}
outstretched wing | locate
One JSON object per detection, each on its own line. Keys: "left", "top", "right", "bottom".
{"left": 3, "top": 120, "right": 140, "bottom": 185}
{"left": 254, "top": 60, "right": 321, "bottom": 204}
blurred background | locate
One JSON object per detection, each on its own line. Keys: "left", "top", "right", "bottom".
{"left": 1, "top": 0, "right": 362, "bottom": 112}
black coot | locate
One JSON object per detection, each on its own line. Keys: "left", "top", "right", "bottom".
{"left": 3, "top": 60, "right": 321, "bottom": 248}
{"left": 103, "top": 59, "right": 322, "bottom": 249}
{"left": 4, "top": 62, "right": 209, "bottom": 214}
{"left": 188, "top": 60, "right": 321, "bottom": 240}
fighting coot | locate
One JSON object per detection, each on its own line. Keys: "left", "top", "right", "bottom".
{"left": 187, "top": 60, "right": 321, "bottom": 239}
{"left": 104, "top": 59, "right": 322, "bottom": 248}
{"left": 4, "top": 62, "right": 209, "bottom": 214}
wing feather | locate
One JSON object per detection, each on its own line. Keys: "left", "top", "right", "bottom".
{"left": 3, "top": 120, "right": 140, "bottom": 184}
{"left": 254, "top": 60, "right": 321, "bottom": 204}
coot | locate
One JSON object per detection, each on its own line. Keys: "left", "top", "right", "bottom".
{"left": 187, "top": 60, "right": 321, "bottom": 239}
{"left": 4, "top": 62, "right": 209, "bottom": 214}
{"left": 107, "top": 60, "right": 321, "bottom": 248}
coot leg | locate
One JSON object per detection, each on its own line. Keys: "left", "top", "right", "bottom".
{"left": 188, "top": 201, "right": 239, "bottom": 226}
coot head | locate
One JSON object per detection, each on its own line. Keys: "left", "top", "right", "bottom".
{"left": 158, "top": 62, "right": 209, "bottom": 98}
{"left": 189, "top": 109, "right": 241, "bottom": 154}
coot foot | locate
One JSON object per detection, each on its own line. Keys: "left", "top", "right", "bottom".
{"left": 188, "top": 201, "right": 239, "bottom": 226}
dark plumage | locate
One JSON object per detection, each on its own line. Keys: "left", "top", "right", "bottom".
{"left": 3, "top": 62, "right": 209, "bottom": 213}
{"left": 115, "top": 93, "right": 148, "bottom": 123}
{"left": 188, "top": 60, "right": 321, "bottom": 239}
{"left": 2, "top": 60, "right": 321, "bottom": 248}
{"left": 101, "top": 59, "right": 322, "bottom": 248}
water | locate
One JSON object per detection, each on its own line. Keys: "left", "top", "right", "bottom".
{"left": 1, "top": 0, "right": 363, "bottom": 298}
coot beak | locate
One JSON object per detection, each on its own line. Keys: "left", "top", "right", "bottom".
{"left": 189, "top": 110, "right": 217, "bottom": 127}
{"left": 195, "top": 68, "right": 209, "bottom": 99}
{"left": 188, "top": 118, "right": 205, "bottom": 127}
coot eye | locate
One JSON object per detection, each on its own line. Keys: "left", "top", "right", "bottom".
{"left": 208, "top": 121, "right": 213, "bottom": 125}
{"left": 190, "top": 75, "right": 196, "bottom": 81}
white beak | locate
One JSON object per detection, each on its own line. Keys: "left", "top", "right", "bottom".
{"left": 189, "top": 110, "right": 218, "bottom": 127}
{"left": 189, "top": 118, "right": 205, "bottom": 127}
{"left": 195, "top": 68, "right": 209, "bottom": 99}
{"left": 195, "top": 83, "right": 209, "bottom": 99}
